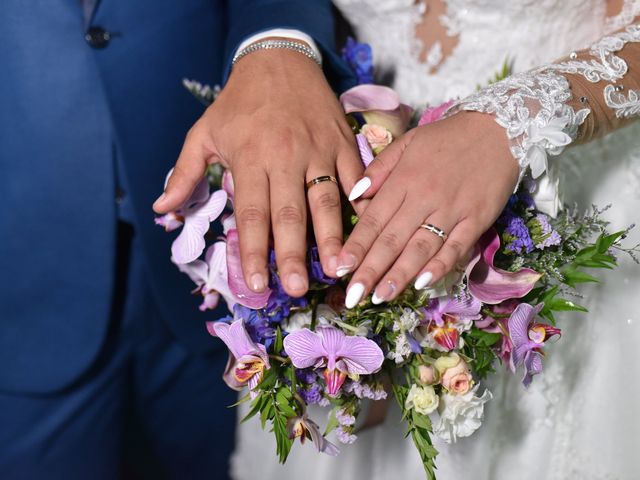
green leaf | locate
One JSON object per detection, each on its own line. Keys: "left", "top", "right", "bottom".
{"left": 242, "top": 394, "right": 265, "bottom": 423}
{"left": 547, "top": 297, "right": 588, "bottom": 312}
{"left": 596, "top": 231, "right": 624, "bottom": 253}
{"left": 273, "top": 326, "right": 284, "bottom": 354}
{"left": 561, "top": 268, "right": 600, "bottom": 288}
{"left": 324, "top": 408, "right": 339, "bottom": 436}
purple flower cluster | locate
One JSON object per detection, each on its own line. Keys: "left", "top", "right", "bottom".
{"left": 532, "top": 214, "right": 562, "bottom": 249}
{"left": 343, "top": 380, "right": 387, "bottom": 400}
{"left": 502, "top": 213, "right": 535, "bottom": 254}
{"left": 309, "top": 246, "right": 337, "bottom": 285}
{"left": 233, "top": 305, "right": 276, "bottom": 347}
{"left": 266, "top": 250, "right": 307, "bottom": 322}
{"left": 342, "top": 37, "right": 374, "bottom": 85}
{"left": 296, "top": 369, "right": 324, "bottom": 404}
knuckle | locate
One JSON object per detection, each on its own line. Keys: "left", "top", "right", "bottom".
{"left": 314, "top": 191, "right": 341, "bottom": 211}
{"left": 357, "top": 264, "right": 380, "bottom": 283}
{"left": 277, "top": 251, "right": 305, "bottom": 267}
{"left": 317, "top": 234, "right": 342, "bottom": 250}
{"left": 445, "top": 239, "right": 465, "bottom": 258}
{"left": 237, "top": 205, "right": 268, "bottom": 227}
{"left": 357, "top": 213, "right": 382, "bottom": 236}
{"left": 412, "top": 237, "right": 434, "bottom": 258}
{"left": 379, "top": 231, "right": 401, "bottom": 251}
{"left": 275, "top": 205, "right": 304, "bottom": 226}
{"left": 428, "top": 257, "right": 449, "bottom": 277}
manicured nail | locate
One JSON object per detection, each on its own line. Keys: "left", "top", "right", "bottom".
{"left": 327, "top": 255, "right": 339, "bottom": 275}
{"left": 336, "top": 253, "right": 357, "bottom": 277}
{"left": 250, "top": 273, "right": 266, "bottom": 292}
{"left": 153, "top": 192, "right": 166, "bottom": 208}
{"left": 287, "top": 273, "right": 307, "bottom": 292}
{"left": 372, "top": 280, "right": 396, "bottom": 305}
{"left": 345, "top": 283, "right": 365, "bottom": 309}
{"left": 348, "top": 177, "right": 371, "bottom": 201}
{"left": 414, "top": 271, "right": 433, "bottom": 290}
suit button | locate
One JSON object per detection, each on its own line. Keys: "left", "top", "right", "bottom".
{"left": 85, "top": 26, "right": 111, "bottom": 49}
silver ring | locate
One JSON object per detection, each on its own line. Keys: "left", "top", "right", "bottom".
{"left": 420, "top": 223, "right": 447, "bottom": 241}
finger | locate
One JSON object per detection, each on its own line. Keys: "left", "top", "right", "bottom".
{"left": 306, "top": 169, "right": 343, "bottom": 278}
{"left": 371, "top": 215, "right": 458, "bottom": 303}
{"left": 234, "top": 166, "right": 271, "bottom": 293}
{"left": 344, "top": 195, "right": 426, "bottom": 309}
{"left": 337, "top": 175, "right": 407, "bottom": 278}
{"left": 346, "top": 129, "right": 417, "bottom": 202}
{"left": 335, "top": 136, "right": 365, "bottom": 211}
{"left": 416, "top": 218, "right": 480, "bottom": 289}
{"left": 153, "top": 124, "right": 216, "bottom": 213}
{"left": 270, "top": 171, "right": 309, "bottom": 297}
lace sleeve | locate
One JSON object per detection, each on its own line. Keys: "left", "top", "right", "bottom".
{"left": 448, "top": 20, "right": 640, "bottom": 185}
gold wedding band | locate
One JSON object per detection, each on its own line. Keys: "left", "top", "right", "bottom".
{"left": 420, "top": 223, "right": 447, "bottom": 241}
{"left": 305, "top": 175, "right": 338, "bottom": 190}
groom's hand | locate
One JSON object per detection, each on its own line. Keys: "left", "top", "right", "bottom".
{"left": 153, "top": 43, "right": 363, "bottom": 297}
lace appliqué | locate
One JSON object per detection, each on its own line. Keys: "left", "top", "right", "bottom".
{"left": 449, "top": 71, "right": 590, "bottom": 183}
{"left": 604, "top": 84, "right": 640, "bottom": 117}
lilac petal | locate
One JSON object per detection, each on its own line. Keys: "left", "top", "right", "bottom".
{"left": 222, "top": 213, "right": 236, "bottom": 234}
{"left": 199, "top": 291, "right": 220, "bottom": 311}
{"left": 171, "top": 216, "right": 210, "bottom": 264}
{"left": 187, "top": 189, "right": 227, "bottom": 221}
{"left": 340, "top": 85, "right": 402, "bottom": 114}
{"left": 305, "top": 417, "right": 340, "bottom": 457}
{"left": 522, "top": 351, "right": 543, "bottom": 387}
{"left": 202, "top": 242, "right": 240, "bottom": 311}
{"left": 173, "top": 258, "right": 208, "bottom": 287}
{"left": 188, "top": 177, "right": 213, "bottom": 206}
{"left": 222, "top": 170, "right": 235, "bottom": 202}
{"left": 317, "top": 327, "right": 345, "bottom": 371}
{"left": 155, "top": 212, "right": 183, "bottom": 232}
{"left": 356, "top": 133, "right": 375, "bottom": 167}
{"left": 337, "top": 334, "right": 384, "bottom": 375}
{"left": 213, "top": 319, "right": 269, "bottom": 365}
{"left": 225, "top": 229, "right": 271, "bottom": 308}
{"left": 283, "top": 328, "right": 328, "bottom": 369}
{"left": 508, "top": 303, "right": 544, "bottom": 366}
{"left": 442, "top": 294, "right": 482, "bottom": 321}
{"left": 466, "top": 230, "right": 541, "bottom": 304}
{"left": 221, "top": 352, "right": 244, "bottom": 391}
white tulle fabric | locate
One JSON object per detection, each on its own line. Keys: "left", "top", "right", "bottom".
{"left": 231, "top": 1, "right": 640, "bottom": 479}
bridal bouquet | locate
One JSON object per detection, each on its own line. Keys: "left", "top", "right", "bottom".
{"left": 159, "top": 41, "right": 635, "bottom": 479}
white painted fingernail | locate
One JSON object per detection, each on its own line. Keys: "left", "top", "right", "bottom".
{"left": 348, "top": 177, "right": 371, "bottom": 201}
{"left": 371, "top": 291, "right": 384, "bottom": 305}
{"left": 414, "top": 271, "right": 433, "bottom": 290}
{"left": 345, "top": 283, "right": 365, "bottom": 309}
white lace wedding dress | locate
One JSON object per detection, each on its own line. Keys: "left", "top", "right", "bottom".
{"left": 231, "top": 1, "right": 640, "bottom": 479}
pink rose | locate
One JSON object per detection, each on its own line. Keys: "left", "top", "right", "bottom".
{"left": 440, "top": 358, "right": 473, "bottom": 395}
{"left": 361, "top": 123, "right": 393, "bottom": 151}
{"left": 418, "top": 100, "right": 455, "bottom": 126}
{"left": 418, "top": 365, "right": 437, "bottom": 385}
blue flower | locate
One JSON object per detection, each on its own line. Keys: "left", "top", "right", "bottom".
{"left": 309, "top": 246, "right": 337, "bottom": 285}
{"left": 501, "top": 213, "right": 535, "bottom": 254}
{"left": 342, "top": 37, "right": 374, "bottom": 85}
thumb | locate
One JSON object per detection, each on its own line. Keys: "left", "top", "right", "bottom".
{"left": 346, "top": 128, "right": 417, "bottom": 202}
{"left": 153, "top": 125, "right": 217, "bottom": 214}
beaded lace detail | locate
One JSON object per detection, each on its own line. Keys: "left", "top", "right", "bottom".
{"left": 452, "top": 22, "right": 640, "bottom": 183}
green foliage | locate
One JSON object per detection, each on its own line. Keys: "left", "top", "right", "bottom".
{"left": 392, "top": 384, "right": 438, "bottom": 480}
{"left": 461, "top": 328, "right": 501, "bottom": 378}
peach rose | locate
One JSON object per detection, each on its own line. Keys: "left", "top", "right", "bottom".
{"left": 440, "top": 357, "right": 473, "bottom": 395}
{"left": 418, "top": 365, "right": 437, "bottom": 385}
{"left": 361, "top": 123, "right": 392, "bottom": 151}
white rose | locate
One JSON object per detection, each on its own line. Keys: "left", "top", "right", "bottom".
{"left": 433, "top": 385, "right": 492, "bottom": 443}
{"left": 420, "top": 267, "right": 463, "bottom": 298}
{"left": 405, "top": 384, "right": 439, "bottom": 415}
{"left": 282, "top": 311, "right": 312, "bottom": 333}
{"left": 532, "top": 171, "right": 562, "bottom": 218}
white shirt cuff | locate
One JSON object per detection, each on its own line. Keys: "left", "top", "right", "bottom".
{"left": 235, "top": 29, "right": 322, "bottom": 65}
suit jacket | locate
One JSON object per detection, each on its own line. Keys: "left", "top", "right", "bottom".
{"left": 0, "top": 0, "right": 355, "bottom": 393}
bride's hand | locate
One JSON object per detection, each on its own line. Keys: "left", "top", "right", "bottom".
{"left": 339, "top": 111, "right": 519, "bottom": 307}
{"left": 152, "top": 45, "right": 363, "bottom": 298}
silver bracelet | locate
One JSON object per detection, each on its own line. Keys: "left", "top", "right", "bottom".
{"left": 232, "top": 39, "right": 322, "bottom": 67}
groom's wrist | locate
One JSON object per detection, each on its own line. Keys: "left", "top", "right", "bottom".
{"left": 234, "top": 29, "right": 322, "bottom": 64}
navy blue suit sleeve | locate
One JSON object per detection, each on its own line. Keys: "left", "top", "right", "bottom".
{"left": 224, "top": 0, "right": 356, "bottom": 93}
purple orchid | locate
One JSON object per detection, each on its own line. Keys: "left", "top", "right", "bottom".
{"left": 508, "top": 303, "right": 561, "bottom": 386}
{"left": 156, "top": 175, "right": 228, "bottom": 265}
{"left": 210, "top": 318, "right": 270, "bottom": 394}
{"left": 465, "top": 230, "right": 542, "bottom": 305}
{"left": 221, "top": 170, "right": 234, "bottom": 202}
{"left": 287, "top": 413, "right": 339, "bottom": 456}
{"left": 174, "top": 241, "right": 239, "bottom": 311}
{"left": 283, "top": 326, "right": 384, "bottom": 396}
{"left": 421, "top": 294, "right": 482, "bottom": 351}
{"left": 339, "top": 84, "right": 413, "bottom": 138}
{"left": 226, "top": 228, "right": 271, "bottom": 309}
